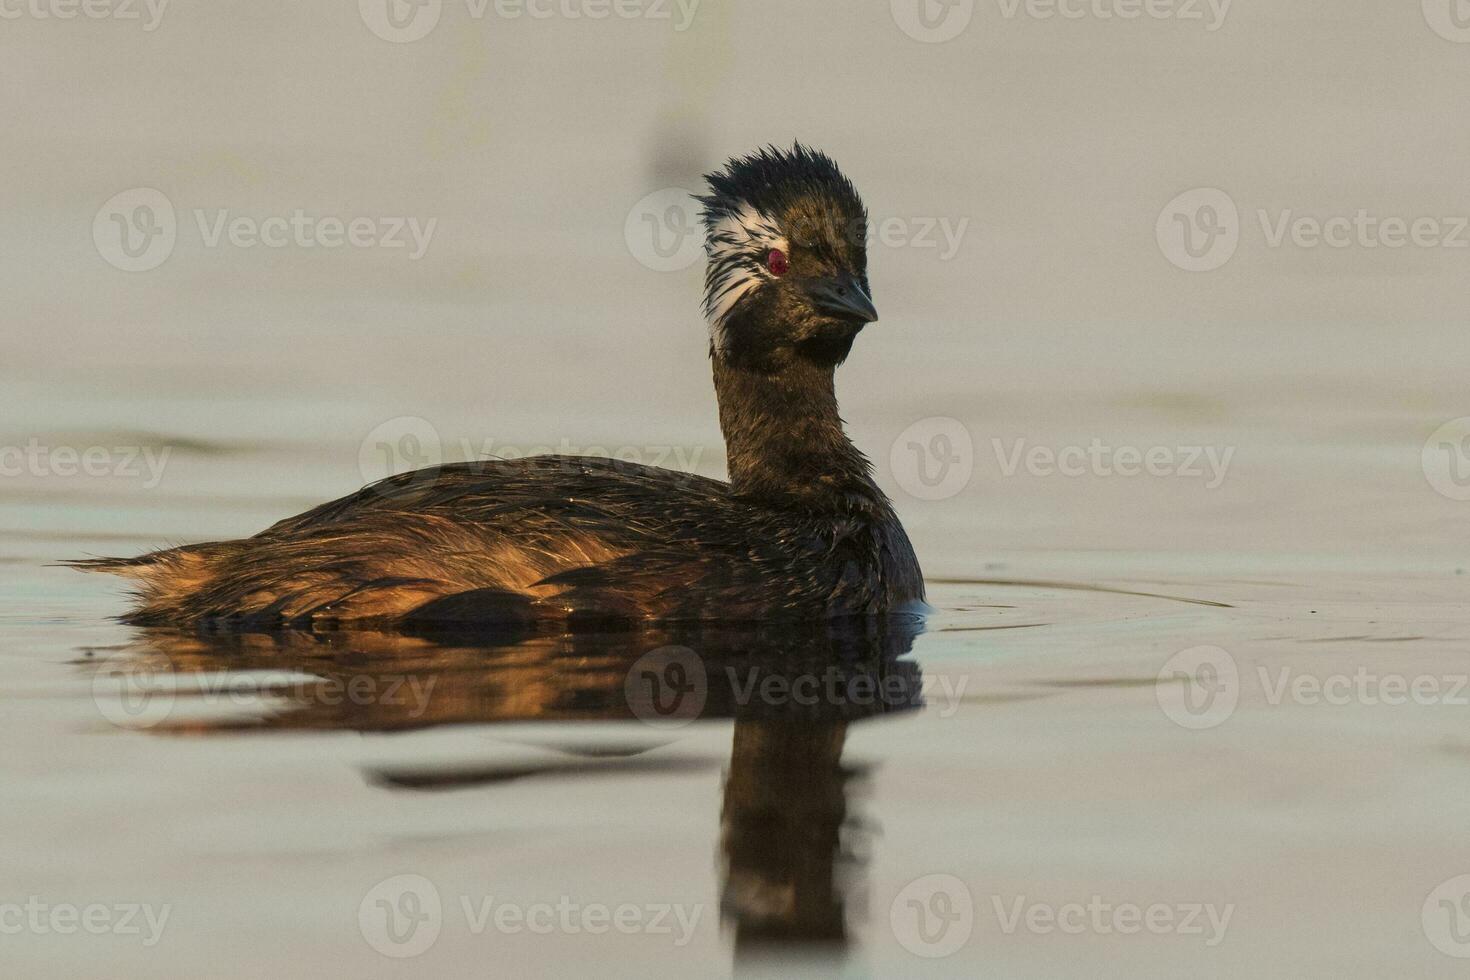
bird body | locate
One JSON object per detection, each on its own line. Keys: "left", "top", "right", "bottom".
{"left": 74, "top": 145, "right": 926, "bottom": 629}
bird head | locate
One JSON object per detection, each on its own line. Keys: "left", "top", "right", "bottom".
{"left": 699, "top": 144, "right": 877, "bottom": 371}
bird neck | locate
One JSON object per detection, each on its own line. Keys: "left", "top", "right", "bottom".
{"left": 712, "top": 353, "right": 885, "bottom": 514}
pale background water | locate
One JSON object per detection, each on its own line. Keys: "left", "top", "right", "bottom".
{"left": 3, "top": 1, "right": 1470, "bottom": 976}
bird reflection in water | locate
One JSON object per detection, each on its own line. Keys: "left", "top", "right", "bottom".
{"left": 80, "top": 616, "right": 925, "bottom": 963}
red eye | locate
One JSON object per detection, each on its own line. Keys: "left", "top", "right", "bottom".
{"left": 766, "top": 248, "right": 789, "bottom": 276}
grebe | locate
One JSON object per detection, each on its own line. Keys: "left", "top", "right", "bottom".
{"left": 73, "top": 144, "right": 925, "bottom": 629}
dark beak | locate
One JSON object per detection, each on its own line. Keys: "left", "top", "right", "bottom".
{"left": 806, "top": 275, "right": 879, "bottom": 324}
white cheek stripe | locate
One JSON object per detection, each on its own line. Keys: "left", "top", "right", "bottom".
{"left": 705, "top": 202, "right": 787, "bottom": 349}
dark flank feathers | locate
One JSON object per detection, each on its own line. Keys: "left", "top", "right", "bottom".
{"left": 68, "top": 457, "right": 921, "bottom": 629}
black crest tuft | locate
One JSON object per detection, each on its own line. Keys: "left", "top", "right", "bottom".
{"left": 698, "top": 143, "right": 868, "bottom": 236}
